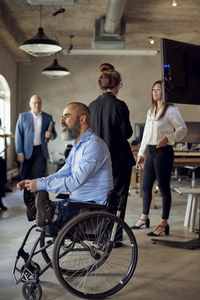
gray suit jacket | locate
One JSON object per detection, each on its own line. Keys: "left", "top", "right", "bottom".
{"left": 15, "top": 111, "right": 57, "bottom": 160}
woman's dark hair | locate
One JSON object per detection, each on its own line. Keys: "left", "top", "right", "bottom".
{"left": 98, "top": 68, "right": 122, "bottom": 90}
{"left": 151, "top": 80, "right": 173, "bottom": 119}
{"left": 99, "top": 63, "right": 115, "bottom": 73}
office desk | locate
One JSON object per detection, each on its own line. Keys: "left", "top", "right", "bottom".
{"left": 174, "top": 151, "right": 200, "bottom": 167}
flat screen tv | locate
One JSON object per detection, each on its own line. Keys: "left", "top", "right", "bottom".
{"left": 161, "top": 38, "right": 200, "bottom": 105}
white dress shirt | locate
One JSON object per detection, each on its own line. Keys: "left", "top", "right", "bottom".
{"left": 138, "top": 105, "right": 187, "bottom": 157}
{"left": 32, "top": 111, "right": 42, "bottom": 146}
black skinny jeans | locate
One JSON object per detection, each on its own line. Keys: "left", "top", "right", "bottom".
{"left": 142, "top": 145, "right": 174, "bottom": 219}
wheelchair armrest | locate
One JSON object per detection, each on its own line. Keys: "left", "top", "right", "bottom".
{"left": 67, "top": 200, "right": 106, "bottom": 210}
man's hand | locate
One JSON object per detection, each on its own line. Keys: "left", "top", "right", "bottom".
{"left": 45, "top": 131, "right": 53, "bottom": 139}
{"left": 156, "top": 136, "right": 169, "bottom": 148}
{"left": 17, "top": 153, "right": 24, "bottom": 163}
{"left": 17, "top": 179, "right": 37, "bottom": 193}
{"left": 136, "top": 156, "right": 145, "bottom": 170}
{"left": 17, "top": 180, "right": 26, "bottom": 191}
{"left": 24, "top": 179, "right": 37, "bottom": 193}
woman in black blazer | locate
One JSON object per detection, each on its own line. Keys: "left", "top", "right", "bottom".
{"left": 89, "top": 63, "right": 135, "bottom": 238}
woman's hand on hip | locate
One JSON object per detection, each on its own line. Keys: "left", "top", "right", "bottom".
{"left": 156, "top": 136, "right": 169, "bottom": 148}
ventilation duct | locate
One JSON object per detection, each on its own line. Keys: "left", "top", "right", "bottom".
{"left": 92, "top": 0, "right": 126, "bottom": 50}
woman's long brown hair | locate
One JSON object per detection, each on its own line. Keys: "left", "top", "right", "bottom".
{"left": 151, "top": 80, "right": 173, "bottom": 119}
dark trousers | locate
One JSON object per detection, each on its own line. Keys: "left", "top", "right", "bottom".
{"left": 21, "top": 145, "right": 46, "bottom": 203}
{"left": 142, "top": 145, "right": 174, "bottom": 219}
{"left": 113, "top": 164, "right": 132, "bottom": 241}
{"left": 21, "top": 145, "right": 46, "bottom": 180}
{"left": 113, "top": 164, "right": 132, "bottom": 221}
{"left": 0, "top": 157, "right": 7, "bottom": 198}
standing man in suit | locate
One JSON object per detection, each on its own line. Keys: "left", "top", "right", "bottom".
{"left": 15, "top": 94, "right": 57, "bottom": 220}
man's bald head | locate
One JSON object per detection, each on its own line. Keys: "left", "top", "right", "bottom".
{"left": 66, "top": 102, "right": 90, "bottom": 124}
{"left": 61, "top": 102, "right": 90, "bottom": 142}
{"left": 29, "top": 95, "right": 42, "bottom": 115}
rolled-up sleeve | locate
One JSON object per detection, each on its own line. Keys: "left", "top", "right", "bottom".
{"left": 167, "top": 107, "right": 188, "bottom": 144}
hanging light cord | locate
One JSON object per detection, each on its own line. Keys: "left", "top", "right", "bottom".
{"left": 67, "top": 35, "right": 74, "bottom": 54}
{"left": 40, "top": 5, "right": 42, "bottom": 27}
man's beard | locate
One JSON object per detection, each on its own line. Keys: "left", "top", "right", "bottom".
{"left": 61, "top": 118, "right": 81, "bottom": 141}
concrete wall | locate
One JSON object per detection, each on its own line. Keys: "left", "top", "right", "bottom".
{"left": 17, "top": 53, "right": 200, "bottom": 157}
{"left": 0, "top": 52, "right": 188, "bottom": 166}
{"left": 17, "top": 53, "right": 161, "bottom": 155}
{"left": 0, "top": 43, "right": 17, "bottom": 169}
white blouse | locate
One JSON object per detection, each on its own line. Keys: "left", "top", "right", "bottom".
{"left": 138, "top": 105, "right": 188, "bottom": 157}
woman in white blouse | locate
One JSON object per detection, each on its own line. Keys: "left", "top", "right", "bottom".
{"left": 132, "top": 80, "right": 187, "bottom": 236}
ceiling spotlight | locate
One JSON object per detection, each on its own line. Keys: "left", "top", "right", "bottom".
{"left": 19, "top": 6, "right": 62, "bottom": 57}
{"left": 172, "top": 0, "right": 177, "bottom": 7}
{"left": 148, "top": 36, "right": 155, "bottom": 45}
{"left": 42, "top": 58, "right": 70, "bottom": 79}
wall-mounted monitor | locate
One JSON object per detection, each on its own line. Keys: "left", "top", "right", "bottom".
{"left": 161, "top": 38, "right": 200, "bottom": 105}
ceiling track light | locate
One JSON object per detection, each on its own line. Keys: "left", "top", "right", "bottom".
{"left": 42, "top": 58, "right": 70, "bottom": 79}
{"left": 19, "top": 6, "right": 62, "bottom": 57}
{"left": 148, "top": 36, "right": 155, "bottom": 45}
{"left": 172, "top": 0, "right": 177, "bottom": 7}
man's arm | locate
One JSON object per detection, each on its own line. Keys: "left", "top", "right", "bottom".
{"left": 15, "top": 114, "right": 24, "bottom": 162}
{"left": 37, "top": 140, "right": 109, "bottom": 194}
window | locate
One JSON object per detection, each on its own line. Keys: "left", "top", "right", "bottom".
{"left": 0, "top": 75, "right": 11, "bottom": 156}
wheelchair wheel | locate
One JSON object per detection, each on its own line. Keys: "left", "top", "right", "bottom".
{"left": 22, "top": 281, "right": 42, "bottom": 300}
{"left": 52, "top": 211, "right": 138, "bottom": 299}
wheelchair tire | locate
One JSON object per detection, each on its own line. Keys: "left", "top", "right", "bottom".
{"left": 52, "top": 211, "right": 138, "bottom": 299}
{"left": 22, "top": 281, "right": 42, "bottom": 300}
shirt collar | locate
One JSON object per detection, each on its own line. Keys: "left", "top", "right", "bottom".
{"left": 152, "top": 106, "right": 163, "bottom": 120}
{"left": 72, "top": 128, "right": 93, "bottom": 148}
{"left": 31, "top": 110, "right": 42, "bottom": 117}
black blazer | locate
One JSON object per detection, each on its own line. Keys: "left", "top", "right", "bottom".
{"left": 89, "top": 92, "right": 135, "bottom": 175}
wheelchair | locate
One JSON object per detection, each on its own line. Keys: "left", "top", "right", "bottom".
{"left": 12, "top": 192, "right": 138, "bottom": 299}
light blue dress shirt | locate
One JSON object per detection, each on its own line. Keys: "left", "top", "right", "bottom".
{"left": 37, "top": 128, "right": 113, "bottom": 204}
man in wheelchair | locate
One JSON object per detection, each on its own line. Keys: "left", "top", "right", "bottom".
{"left": 17, "top": 102, "right": 113, "bottom": 228}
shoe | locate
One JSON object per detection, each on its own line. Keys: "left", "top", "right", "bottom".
{"left": 0, "top": 203, "right": 7, "bottom": 210}
{"left": 147, "top": 224, "right": 169, "bottom": 236}
{"left": 36, "top": 191, "right": 55, "bottom": 227}
{"left": 24, "top": 189, "right": 36, "bottom": 221}
{"left": 131, "top": 218, "right": 150, "bottom": 229}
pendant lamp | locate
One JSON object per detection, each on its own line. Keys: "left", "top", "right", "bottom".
{"left": 19, "top": 6, "right": 62, "bottom": 57}
{"left": 42, "top": 59, "right": 70, "bottom": 79}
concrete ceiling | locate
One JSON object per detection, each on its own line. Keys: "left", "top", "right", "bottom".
{"left": 0, "top": 0, "right": 200, "bottom": 61}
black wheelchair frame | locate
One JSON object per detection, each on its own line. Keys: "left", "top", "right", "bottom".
{"left": 12, "top": 193, "right": 138, "bottom": 300}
